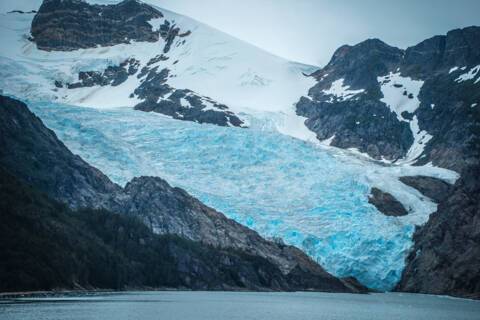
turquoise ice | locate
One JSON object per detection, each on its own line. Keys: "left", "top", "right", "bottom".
{"left": 29, "top": 101, "right": 426, "bottom": 291}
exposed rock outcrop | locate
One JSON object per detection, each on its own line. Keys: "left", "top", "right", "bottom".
{"left": 296, "top": 39, "right": 412, "bottom": 160}
{"left": 0, "top": 95, "right": 357, "bottom": 293}
{"left": 66, "top": 59, "right": 140, "bottom": 89}
{"left": 399, "top": 176, "right": 452, "bottom": 203}
{"left": 0, "top": 166, "right": 312, "bottom": 292}
{"left": 0, "top": 95, "right": 120, "bottom": 209}
{"left": 58, "top": 58, "right": 244, "bottom": 127}
{"left": 368, "top": 187, "right": 408, "bottom": 217}
{"left": 297, "top": 28, "right": 480, "bottom": 298}
{"left": 38, "top": 0, "right": 244, "bottom": 127}
{"left": 297, "top": 27, "right": 480, "bottom": 169}
{"left": 133, "top": 67, "right": 244, "bottom": 127}
{"left": 31, "top": 0, "right": 163, "bottom": 51}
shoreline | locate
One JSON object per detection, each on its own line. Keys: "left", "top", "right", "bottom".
{"left": 1, "top": 289, "right": 479, "bottom": 302}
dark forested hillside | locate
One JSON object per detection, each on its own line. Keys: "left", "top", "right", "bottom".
{"left": 0, "top": 166, "right": 302, "bottom": 292}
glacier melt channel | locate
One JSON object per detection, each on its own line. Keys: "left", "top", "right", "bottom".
{"left": 28, "top": 101, "right": 450, "bottom": 291}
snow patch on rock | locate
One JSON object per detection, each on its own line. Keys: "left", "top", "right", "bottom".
{"left": 322, "top": 78, "right": 365, "bottom": 102}
{"left": 455, "top": 65, "right": 480, "bottom": 83}
{"left": 448, "top": 66, "right": 459, "bottom": 74}
{"left": 378, "top": 72, "right": 431, "bottom": 164}
{"left": 378, "top": 72, "right": 424, "bottom": 121}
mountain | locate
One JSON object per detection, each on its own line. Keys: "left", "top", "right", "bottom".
{"left": 0, "top": 0, "right": 478, "bottom": 299}
{"left": 0, "top": 0, "right": 317, "bottom": 140}
{"left": 296, "top": 27, "right": 480, "bottom": 298}
{"left": 296, "top": 27, "right": 480, "bottom": 170}
{"left": 0, "top": 94, "right": 364, "bottom": 293}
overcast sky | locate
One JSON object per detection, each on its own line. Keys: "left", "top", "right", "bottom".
{"left": 1, "top": 0, "right": 478, "bottom": 66}
{"left": 153, "top": 0, "right": 480, "bottom": 66}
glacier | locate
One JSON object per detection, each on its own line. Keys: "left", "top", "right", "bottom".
{"left": 27, "top": 101, "right": 457, "bottom": 291}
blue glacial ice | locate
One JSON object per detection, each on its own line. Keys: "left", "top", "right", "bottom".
{"left": 27, "top": 101, "right": 454, "bottom": 291}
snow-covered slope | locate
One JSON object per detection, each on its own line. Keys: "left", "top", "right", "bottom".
{"left": 0, "top": 0, "right": 317, "bottom": 140}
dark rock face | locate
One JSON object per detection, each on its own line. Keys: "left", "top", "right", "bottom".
{"left": 0, "top": 95, "right": 120, "bottom": 209}
{"left": 399, "top": 176, "right": 452, "bottom": 203}
{"left": 61, "top": 60, "right": 244, "bottom": 127}
{"left": 395, "top": 166, "right": 480, "bottom": 299}
{"left": 115, "top": 175, "right": 354, "bottom": 293}
{"left": 315, "top": 39, "right": 404, "bottom": 90}
{"left": 368, "top": 187, "right": 408, "bottom": 217}
{"left": 159, "top": 19, "right": 187, "bottom": 53}
{"left": 297, "top": 27, "right": 480, "bottom": 168}
{"left": 406, "top": 28, "right": 480, "bottom": 172}
{"left": 134, "top": 67, "right": 244, "bottom": 127}
{"left": 31, "top": 0, "right": 163, "bottom": 51}
{"left": 296, "top": 39, "right": 412, "bottom": 160}
{"left": 297, "top": 96, "right": 413, "bottom": 160}
{"left": 402, "top": 27, "right": 480, "bottom": 77}
{"left": 0, "top": 95, "right": 356, "bottom": 293}
{"left": 340, "top": 277, "right": 371, "bottom": 294}
{"left": 395, "top": 93, "right": 480, "bottom": 298}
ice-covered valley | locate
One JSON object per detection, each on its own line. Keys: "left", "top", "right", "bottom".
{"left": 0, "top": 0, "right": 461, "bottom": 292}
{"left": 26, "top": 101, "right": 457, "bottom": 291}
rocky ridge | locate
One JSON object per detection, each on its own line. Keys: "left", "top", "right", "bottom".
{"left": 297, "top": 27, "right": 480, "bottom": 171}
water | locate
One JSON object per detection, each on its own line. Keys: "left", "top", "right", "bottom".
{"left": 1, "top": 292, "right": 479, "bottom": 320}
{"left": 27, "top": 102, "right": 450, "bottom": 291}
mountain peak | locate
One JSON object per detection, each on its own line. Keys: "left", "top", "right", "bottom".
{"left": 31, "top": 0, "right": 163, "bottom": 51}
{"left": 327, "top": 38, "right": 403, "bottom": 68}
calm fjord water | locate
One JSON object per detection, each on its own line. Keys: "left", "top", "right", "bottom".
{"left": 1, "top": 292, "right": 479, "bottom": 320}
